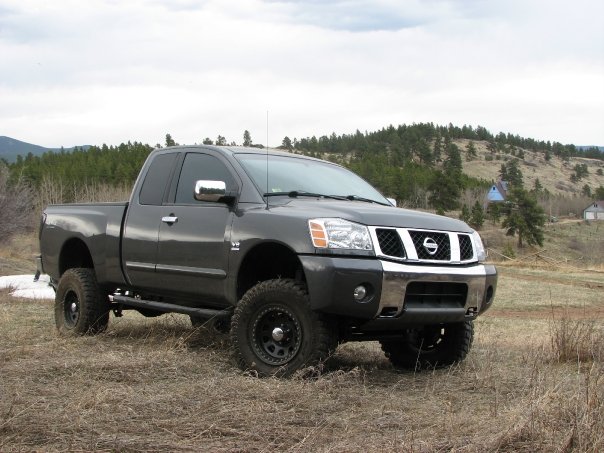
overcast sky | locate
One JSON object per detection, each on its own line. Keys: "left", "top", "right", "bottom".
{"left": 1, "top": 0, "right": 603, "bottom": 149}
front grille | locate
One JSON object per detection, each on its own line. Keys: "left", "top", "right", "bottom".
{"left": 409, "top": 230, "right": 451, "bottom": 261}
{"left": 371, "top": 227, "right": 476, "bottom": 263}
{"left": 404, "top": 281, "right": 467, "bottom": 308}
{"left": 376, "top": 229, "right": 405, "bottom": 258}
{"left": 458, "top": 234, "right": 474, "bottom": 261}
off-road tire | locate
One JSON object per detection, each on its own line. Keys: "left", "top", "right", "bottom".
{"left": 230, "top": 279, "right": 334, "bottom": 377}
{"left": 54, "top": 268, "right": 109, "bottom": 335}
{"left": 380, "top": 321, "right": 474, "bottom": 371}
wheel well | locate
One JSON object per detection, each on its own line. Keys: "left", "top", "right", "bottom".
{"left": 59, "top": 238, "right": 94, "bottom": 276}
{"left": 237, "top": 243, "right": 304, "bottom": 300}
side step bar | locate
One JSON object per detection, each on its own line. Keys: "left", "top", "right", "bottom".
{"left": 109, "top": 294, "right": 231, "bottom": 319}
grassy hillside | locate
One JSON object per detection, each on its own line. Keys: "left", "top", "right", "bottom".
{"left": 458, "top": 138, "right": 604, "bottom": 196}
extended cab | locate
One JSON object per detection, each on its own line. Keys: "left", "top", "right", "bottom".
{"left": 38, "top": 145, "right": 497, "bottom": 375}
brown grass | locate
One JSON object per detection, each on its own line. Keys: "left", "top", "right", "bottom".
{"left": 1, "top": 267, "right": 603, "bottom": 452}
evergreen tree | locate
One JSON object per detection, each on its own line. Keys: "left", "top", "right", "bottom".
{"left": 444, "top": 143, "right": 462, "bottom": 180}
{"left": 502, "top": 188, "right": 546, "bottom": 247}
{"left": 532, "top": 178, "right": 543, "bottom": 194}
{"left": 417, "top": 139, "right": 433, "bottom": 166}
{"left": 203, "top": 137, "right": 213, "bottom": 145}
{"left": 501, "top": 159, "right": 523, "bottom": 188}
{"left": 459, "top": 204, "right": 471, "bottom": 223}
{"left": 470, "top": 201, "right": 484, "bottom": 229}
{"left": 165, "top": 133, "right": 176, "bottom": 147}
{"left": 282, "top": 136, "right": 293, "bottom": 151}
{"left": 428, "top": 171, "right": 460, "bottom": 213}
{"left": 243, "top": 130, "right": 252, "bottom": 147}
{"left": 465, "top": 141, "right": 477, "bottom": 160}
{"left": 499, "top": 164, "right": 508, "bottom": 181}
{"left": 582, "top": 184, "right": 592, "bottom": 197}
{"left": 216, "top": 135, "right": 227, "bottom": 146}
{"left": 432, "top": 135, "right": 442, "bottom": 162}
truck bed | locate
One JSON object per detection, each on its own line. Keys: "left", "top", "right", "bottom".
{"left": 40, "top": 202, "right": 129, "bottom": 288}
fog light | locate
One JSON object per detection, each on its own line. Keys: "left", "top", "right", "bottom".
{"left": 353, "top": 285, "right": 367, "bottom": 301}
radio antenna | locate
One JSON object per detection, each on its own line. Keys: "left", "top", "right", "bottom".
{"left": 265, "top": 110, "right": 269, "bottom": 210}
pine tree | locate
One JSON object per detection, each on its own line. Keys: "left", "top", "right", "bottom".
{"left": 282, "top": 136, "right": 293, "bottom": 151}
{"left": 243, "top": 130, "right": 252, "bottom": 147}
{"left": 470, "top": 201, "right": 484, "bottom": 229}
{"left": 502, "top": 188, "right": 546, "bottom": 247}
{"left": 465, "top": 141, "right": 477, "bottom": 160}
{"left": 432, "top": 135, "right": 442, "bottom": 162}
{"left": 165, "top": 133, "right": 176, "bottom": 147}
{"left": 459, "top": 204, "right": 471, "bottom": 222}
{"left": 428, "top": 171, "right": 460, "bottom": 213}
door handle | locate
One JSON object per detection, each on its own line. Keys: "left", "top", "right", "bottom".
{"left": 161, "top": 215, "right": 178, "bottom": 224}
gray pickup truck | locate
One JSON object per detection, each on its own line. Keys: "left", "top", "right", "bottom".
{"left": 38, "top": 145, "right": 497, "bottom": 376}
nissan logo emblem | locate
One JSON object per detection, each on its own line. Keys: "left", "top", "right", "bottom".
{"left": 423, "top": 237, "right": 438, "bottom": 255}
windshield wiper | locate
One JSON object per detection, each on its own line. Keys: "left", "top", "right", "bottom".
{"left": 263, "top": 191, "right": 347, "bottom": 201}
{"left": 263, "top": 191, "right": 390, "bottom": 205}
{"left": 345, "top": 195, "right": 391, "bottom": 206}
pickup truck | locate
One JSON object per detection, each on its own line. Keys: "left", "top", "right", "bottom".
{"left": 38, "top": 145, "right": 497, "bottom": 376}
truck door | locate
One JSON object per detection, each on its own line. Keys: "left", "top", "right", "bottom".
{"left": 122, "top": 151, "right": 179, "bottom": 289}
{"left": 155, "top": 152, "right": 238, "bottom": 303}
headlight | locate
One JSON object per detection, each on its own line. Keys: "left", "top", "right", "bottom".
{"left": 308, "top": 218, "right": 373, "bottom": 250}
{"left": 471, "top": 230, "right": 487, "bottom": 262}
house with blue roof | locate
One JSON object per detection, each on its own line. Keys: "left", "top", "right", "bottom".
{"left": 486, "top": 180, "right": 508, "bottom": 204}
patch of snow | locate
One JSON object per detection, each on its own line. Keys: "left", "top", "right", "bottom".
{"left": 0, "top": 274, "right": 55, "bottom": 300}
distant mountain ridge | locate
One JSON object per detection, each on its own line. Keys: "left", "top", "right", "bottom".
{"left": 0, "top": 136, "right": 90, "bottom": 163}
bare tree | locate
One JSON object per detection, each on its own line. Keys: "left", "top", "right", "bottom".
{"left": 0, "top": 163, "right": 34, "bottom": 243}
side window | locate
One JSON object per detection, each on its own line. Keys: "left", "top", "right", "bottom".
{"left": 139, "top": 153, "right": 177, "bottom": 205}
{"left": 175, "top": 153, "right": 235, "bottom": 204}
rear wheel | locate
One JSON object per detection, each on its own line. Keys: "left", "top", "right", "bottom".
{"left": 54, "top": 268, "right": 109, "bottom": 335}
{"left": 231, "top": 279, "right": 334, "bottom": 377}
{"left": 380, "top": 321, "right": 474, "bottom": 371}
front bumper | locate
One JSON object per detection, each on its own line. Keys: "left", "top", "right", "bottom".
{"left": 300, "top": 255, "right": 497, "bottom": 326}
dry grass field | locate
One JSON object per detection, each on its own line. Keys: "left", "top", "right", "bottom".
{"left": 1, "top": 230, "right": 603, "bottom": 452}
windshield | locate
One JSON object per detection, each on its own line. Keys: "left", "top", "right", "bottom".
{"left": 235, "top": 153, "right": 389, "bottom": 205}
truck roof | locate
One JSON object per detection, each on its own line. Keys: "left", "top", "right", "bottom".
{"left": 152, "top": 145, "right": 326, "bottom": 162}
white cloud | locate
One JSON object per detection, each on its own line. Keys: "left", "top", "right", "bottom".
{"left": 0, "top": 0, "right": 602, "bottom": 147}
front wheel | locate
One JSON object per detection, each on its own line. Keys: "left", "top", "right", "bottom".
{"left": 54, "top": 268, "right": 109, "bottom": 335}
{"left": 230, "top": 279, "right": 334, "bottom": 377}
{"left": 380, "top": 321, "right": 474, "bottom": 371}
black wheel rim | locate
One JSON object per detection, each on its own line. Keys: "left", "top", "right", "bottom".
{"left": 251, "top": 305, "right": 302, "bottom": 366}
{"left": 409, "top": 325, "right": 444, "bottom": 351}
{"left": 63, "top": 290, "right": 80, "bottom": 328}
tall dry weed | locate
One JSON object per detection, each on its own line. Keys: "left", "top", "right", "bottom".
{"left": 548, "top": 309, "right": 603, "bottom": 363}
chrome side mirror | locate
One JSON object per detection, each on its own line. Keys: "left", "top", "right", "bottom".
{"left": 387, "top": 197, "right": 397, "bottom": 207}
{"left": 194, "top": 180, "right": 226, "bottom": 202}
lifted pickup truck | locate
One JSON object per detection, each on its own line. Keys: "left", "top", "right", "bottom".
{"left": 38, "top": 145, "right": 497, "bottom": 376}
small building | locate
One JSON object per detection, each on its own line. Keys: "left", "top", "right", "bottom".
{"left": 583, "top": 201, "right": 604, "bottom": 220}
{"left": 486, "top": 180, "right": 508, "bottom": 204}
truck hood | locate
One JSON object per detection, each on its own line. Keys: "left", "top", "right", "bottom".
{"left": 266, "top": 198, "right": 473, "bottom": 233}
